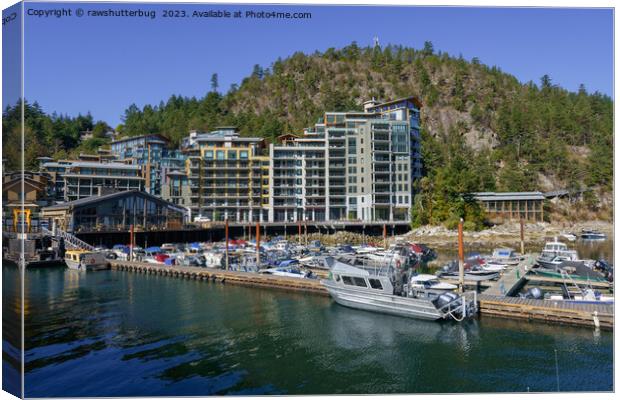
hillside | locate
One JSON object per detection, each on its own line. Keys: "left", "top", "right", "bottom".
{"left": 3, "top": 42, "right": 613, "bottom": 226}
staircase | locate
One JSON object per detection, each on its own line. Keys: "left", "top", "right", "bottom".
{"left": 41, "top": 227, "right": 96, "bottom": 251}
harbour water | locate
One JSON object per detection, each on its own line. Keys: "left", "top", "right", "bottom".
{"left": 3, "top": 261, "right": 613, "bottom": 396}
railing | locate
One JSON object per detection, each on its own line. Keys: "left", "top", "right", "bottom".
{"left": 41, "top": 227, "right": 96, "bottom": 251}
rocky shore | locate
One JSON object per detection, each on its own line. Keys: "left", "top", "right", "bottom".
{"left": 400, "top": 220, "right": 613, "bottom": 249}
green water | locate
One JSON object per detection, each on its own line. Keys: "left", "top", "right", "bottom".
{"left": 2, "top": 265, "right": 613, "bottom": 396}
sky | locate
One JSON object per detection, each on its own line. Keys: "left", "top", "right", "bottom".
{"left": 5, "top": 2, "right": 615, "bottom": 126}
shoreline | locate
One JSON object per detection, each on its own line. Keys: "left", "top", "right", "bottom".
{"left": 399, "top": 220, "right": 613, "bottom": 249}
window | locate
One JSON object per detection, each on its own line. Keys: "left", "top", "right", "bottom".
{"left": 369, "top": 279, "right": 383, "bottom": 290}
{"left": 342, "top": 276, "right": 354, "bottom": 285}
{"left": 240, "top": 151, "right": 249, "bottom": 159}
{"left": 216, "top": 150, "right": 225, "bottom": 160}
{"left": 353, "top": 277, "right": 367, "bottom": 287}
{"left": 228, "top": 151, "right": 237, "bottom": 160}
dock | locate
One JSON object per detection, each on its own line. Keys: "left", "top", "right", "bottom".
{"left": 110, "top": 261, "right": 329, "bottom": 296}
{"left": 479, "top": 254, "right": 613, "bottom": 329}
{"left": 478, "top": 294, "right": 613, "bottom": 329}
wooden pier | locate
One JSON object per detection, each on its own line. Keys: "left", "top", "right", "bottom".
{"left": 110, "top": 261, "right": 329, "bottom": 296}
{"left": 479, "top": 254, "right": 613, "bottom": 329}
{"left": 478, "top": 294, "right": 613, "bottom": 329}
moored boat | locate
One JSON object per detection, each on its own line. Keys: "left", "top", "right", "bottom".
{"left": 64, "top": 250, "right": 109, "bottom": 271}
{"left": 580, "top": 229, "right": 607, "bottom": 241}
{"left": 322, "top": 257, "right": 477, "bottom": 321}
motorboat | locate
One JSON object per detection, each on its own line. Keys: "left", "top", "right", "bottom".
{"left": 436, "top": 260, "right": 499, "bottom": 281}
{"left": 489, "top": 248, "right": 521, "bottom": 265}
{"left": 64, "top": 250, "right": 109, "bottom": 271}
{"left": 539, "top": 239, "right": 579, "bottom": 261}
{"left": 259, "top": 260, "right": 311, "bottom": 278}
{"left": 560, "top": 232, "right": 577, "bottom": 242}
{"left": 580, "top": 229, "right": 607, "bottom": 241}
{"left": 322, "top": 257, "right": 477, "bottom": 321}
{"left": 409, "top": 274, "right": 457, "bottom": 296}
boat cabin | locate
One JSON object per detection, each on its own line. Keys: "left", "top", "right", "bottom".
{"left": 329, "top": 259, "right": 394, "bottom": 295}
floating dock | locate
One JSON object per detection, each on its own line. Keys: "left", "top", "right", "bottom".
{"left": 478, "top": 294, "right": 613, "bottom": 329}
{"left": 479, "top": 254, "right": 613, "bottom": 329}
{"left": 110, "top": 261, "right": 329, "bottom": 296}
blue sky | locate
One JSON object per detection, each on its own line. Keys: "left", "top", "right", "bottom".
{"left": 8, "top": 2, "right": 615, "bottom": 126}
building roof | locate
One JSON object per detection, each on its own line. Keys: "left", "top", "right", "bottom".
{"left": 110, "top": 134, "right": 169, "bottom": 145}
{"left": 371, "top": 96, "right": 423, "bottom": 110}
{"left": 66, "top": 161, "right": 141, "bottom": 170}
{"left": 42, "top": 190, "right": 186, "bottom": 213}
{"left": 472, "top": 192, "right": 546, "bottom": 201}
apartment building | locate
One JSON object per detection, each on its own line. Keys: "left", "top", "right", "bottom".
{"left": 109, "top": 134, "right": 171, "bottom": 196}
{"left": 180, "top": 128, "right": 270, "bottom": 222}
{"left": 269, "top": 101, "right": 414, "bottom": 223}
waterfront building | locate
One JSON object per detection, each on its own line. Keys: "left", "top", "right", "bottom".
{"left": 269, "top": 100, "right": 415, "bottom": 223}
{"left": 109, "top": 134, "right": 171, "bottom": 196}
{"left": 473, "top": 191, "right": 546, "bottom": 222}
{"left": 41, "top": 160, "right": 145, "bottom": 202}
{"left": 2, "top": 171, "right": 54, "bottom": 233}
{"left": 364, "top": 97, "right": 423, "bottom": 182}
{"left": 41, "top": 190, "right": 186, "bottom": 234}
{"left": 181, "top": 128, "right": 270, "bottom": 222}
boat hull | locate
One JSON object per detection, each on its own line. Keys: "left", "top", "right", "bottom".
{"left": 323, "top": 281, "right": 444, "bottom": 320}
{"left": 65, "top": 259, "right": 109, "bottom": 271}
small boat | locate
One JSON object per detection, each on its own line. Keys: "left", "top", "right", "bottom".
{"left": 260, "top": 260, "right": 310, "bottom": 278}
{"left": 437, "top": 260, "right": 499, "bottom": 281}
{"left": 489, "top": 248, "right": 520, "bottom": 265}
{"left": 539, "top": 239, "right": 579, "bottom": 261}
{"left": 322, "top": 257, "right": 477, "bottom": 321}
{"left": 64, "top": 250, "right": 109, "bottom": 271}
{"left": 580, "top": 229, "right": 607, "bottom": 241}
{"left": 409, "top": 274, "right": 457, "bottom": 296}
{"left": 560, "top": 232, "right": 577, "bottom": 242}
{"left": 547, "top": 289, "right": 614, "bottom": 304}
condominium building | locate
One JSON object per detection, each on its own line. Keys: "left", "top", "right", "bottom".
{"left": 269, "top": 101, "right": 414, "bottom": 223}
{"left": 109, "top": 134, "right": 171, "bottom": 196}
{"left": 364, "top": 96, "right": 423, "bottom": 182}
{"left": 180, "top": 128, "right": 270, "bottom": 222}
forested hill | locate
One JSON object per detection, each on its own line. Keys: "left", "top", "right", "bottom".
{"left": 3, "top": 42, "right": 613, "bottom": 224}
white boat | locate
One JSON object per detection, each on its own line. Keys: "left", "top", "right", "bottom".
{"left": 481, "top": 262, "right": 507, "bottom": 272}
{"left": 548, "top": 287, "right": 614, "bottom": 304}
{"left": 560, "top": 232, "right": 577, "bottom": 242}
{"left": 204, "top": 251, "right": 224, "bottom": 268}
{"left": 409, "top": 274, "right": 457, "bottom": 296}
{"left": 260, "top": 266, "right": 309, "bottom": 279}
{"left": 322, "top": 257, "right": 477, "bottom": 321}
{"left": 540, "top": 239, "right": 579, "bottom": 261}
{"left": 580, "top": 229, "right": 607, "bottom": 241}
{"left": 64, "top": 250, "right": 109, "bottom": 271}
{"left": 489, "top": 248, "right": 520, "bottom": 265}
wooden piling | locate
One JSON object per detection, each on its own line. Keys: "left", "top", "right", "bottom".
{"left": 256, "top": 222, "right": 261, "bottom": 266}
{"left": 520, "top": 218, "right": 525, "bottom": 255}
{"left": 225, "top": 218, "right": 230, "bottom": 271}
{"left": 458, "top": 218, "right": 464, "bottom": 293}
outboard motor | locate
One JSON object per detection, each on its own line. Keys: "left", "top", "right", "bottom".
{"left": 521, "top": 287, "right": 544, "bottom": 300}
{"left": 434, "top": 292, "right": 460, "bottom": 309}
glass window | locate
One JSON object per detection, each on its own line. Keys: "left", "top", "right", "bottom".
{"left": 216, "top": 150, "right": 225, "bottom": 160}
{"left": 353, "top": 277, "right": 367, "bottom": 287}
{"left": 205, "top": 150, "right": 214, "bottom": 159}
{"left": 342, "top": 276, "right": 354, "bottom": 286}
{"left": 228, "top": 151, "right": 237, "bottom": 160}
{"left": 368, "top": 279, "right": 383, "bottom": 290}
